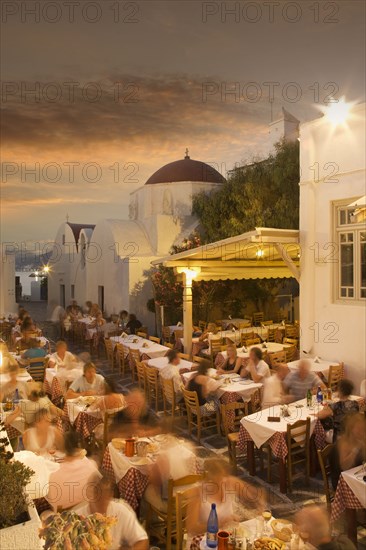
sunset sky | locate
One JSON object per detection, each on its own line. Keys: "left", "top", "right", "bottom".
{"left": 1, "top": 0, "right": 365, "bottom": 245}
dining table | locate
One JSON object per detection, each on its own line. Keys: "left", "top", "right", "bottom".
{"left": 287, "top": 358, "right": 342, "bottom": 381}
{"left": 237, "top": 399, "right": 327, "bottom": 493}
{"left": 110, "top": 334, "right": 170, "bottom": 363}
{"left": 147, "top": 355, "right": 196, "bottom": 373}
{"left": 44, "top": 364, "right": 84, "bottom": 405}
{"left": 66, "top": 396, "right": 104, "bottom": 438}
{"left": 331, "top": 465, "right": 366, "bottom": 544}
{"left": 214, "top": 342, "right": 292, "bottom": 368}
{"left": 101, "top": 434, "right": 198, "bottom": 510}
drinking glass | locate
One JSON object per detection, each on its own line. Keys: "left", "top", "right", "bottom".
{"left": 262, "top": 509, "right": 272, "bottom": 535}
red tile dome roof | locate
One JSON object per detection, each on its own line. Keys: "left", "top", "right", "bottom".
{"left": 145, "top": 152, "right": 226, "bottom": 185}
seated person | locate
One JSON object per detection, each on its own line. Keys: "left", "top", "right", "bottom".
{"left": 89, "top": 379, "right": 126, "bottom": 441}
{"left": 21, "top": 338, "right": 47, "bottom": 367}
{"left": 125, "top": 314, "right": 142, "bottom": 335}
{"left": 198, "top": 322, "right": 219, "bottom": 344}
{"left": 88, "top": 310, "right": 106, "bottom": 329}
{"left": 74, "top": 477, "right": 148, "bottom": 550}
{"left": 66, "top": 300, "right": 82, "bottom": 320}
{"left": 118, "top": 310, "right": 129, "bottom": 329}
{"left": 240, "top": 347, "right": 270, "bottom": 383}
{"left": 295, "top": 505, "right": 355, "bottom": 550}
{"left": 283, "top": 359, "right": 326, "bottom": 402}
{"left": 217, "top": 344, "right": 241, "bottom": 374}
{"left": 0, "top": 363, "right": 29, "bottom": 402}
{"left": 23, "top": 408, "right": 64, "bottom": 455}
{"left": 186, "top": 360, "right": 220, "bottom": 415}
{"left": 159, "top": 349, "right": 183, "bottom": 401}
{"left": 21, "top": 317, "right": 39, "bottom": 337}
{"left": 4, "top": 383, "right": 64, "bottom": 427}
{"left": 110, "top": 388, "right": 161, "bottom": 438}
{"left": 48, "top": 340, "right": 77, "bottom": 369}
{"left": 46, "top": 431, "right": 100, "bottom": 511}
{"left": 65, "top": 362, "right": 105, "bottom": 399}
{"left": 262, "top": 363, "right": 290, "bottom": 408}
{"left": 315, "top": 379, "right": 360, "bottom": 441}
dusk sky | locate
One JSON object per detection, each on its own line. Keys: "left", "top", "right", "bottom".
{"left": 1, "top": 0, "right": 365, "bottom": 245}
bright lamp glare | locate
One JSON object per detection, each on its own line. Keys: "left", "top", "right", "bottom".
{"left": 325, "top": 98, "right": 351, "bottom": 126}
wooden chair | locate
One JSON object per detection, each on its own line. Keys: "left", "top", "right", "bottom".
{"left": 240, "top": 332, "right": 255, "bottom": 346}
{"left": 317, "top": 444, "right": 336, "bottom": 511}
{"left": 253, "top": 312, "right": 264, "bottom": 326}
{"left": 192, "top": 355, "right": 205, "bottom": 365}
{"left": 164, "top": 341, "right": 174, "bottom": 349}
{"left": 146, "top": 474, "right": 203, "bottom": 550}
{"left": 129, "top": 348, "right": 141, "bottom": 383}
{"left": 286, "top": 418, "right": 310, "bottom": 491}
{"left": 104, "top": 338, "right": 115, "bottom": 370}
{"left": 161, "top": 376, "right": 181, "bottom": 419}
{"left": 145, "top": 364, "right": 161, "bottom": 411}
{"left": 181, "top": 387, "right": 220, "bottom": 443}
{"left": 210, "top": 339, "right": 224, "bottom": 363}
{"left": 115, "top": 343, "right": 127, "bottom": 376}
{"left": 178, "top": 352, "right": 190, "bottom": 361}
{"left": 328, "top": 364, "right": 343, "bottom": 391}
{"left": 176, "top": 482, "right": 204, "bottom": 550}
{"left": 285, "top": 325, "right": 299, "bottom": 339}
{"left": 136, "top": 361, "right": 147, "bottom": 394}
{"left": 283, "top": 337, "right": 298, "bottom": 347}
{"left": 28, "top": 357, "right": 48, "bottom": 382}
{"left": 249, "top": 388, "right": 261, "bottom": 413}
{"left": 285, "top": 345, "right": 297, "bottom": 362}
{"left": 266, "top": 328, "right": 276, "bottom": 342}
{"left": 137, "top": 330, "right": 148, "bottom": 339}
{"left": 173, "top": 329, "right": 183, "bottom": 341}
{"left": 221, "top": 401, "right": 248, "bottom": 473}
{"left": 245, "top": 338, "right": 261, "bottom": 347}
{"left": 149, "top": 335, "right": 161, "bottom": 344}
{"left": 162, "top": 326, "right": 171, "bottom": 342}
{"left": 268, "top": 351, "right": 286, "bottom": 367}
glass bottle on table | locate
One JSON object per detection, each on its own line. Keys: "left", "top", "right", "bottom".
{"left": 316, "top": 386, "right": 323, "bottom": 405}
{"left": 306, "top": 389, "right": 312, "bottom": 408}
{"left": 206, "top": 503, "right": 218, "bottom": 548}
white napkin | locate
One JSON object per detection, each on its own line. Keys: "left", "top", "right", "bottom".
{"left": 314, "top": 356, "right": 320, "bottom": 363}
{"left": 121, "top": 332, "right": 128, "bottom": 338}
{"left": 177, "top": 322, "right": 182, "bottom": 327}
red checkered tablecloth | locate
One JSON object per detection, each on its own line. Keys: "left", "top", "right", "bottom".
{"left": 237, "top": 419, "right": 326, "bottom": 459}
{"left": 4, "top": 423, "right": 21, "bottom": 441}
{"left": 73, "top": 411, "right": 102, "bottom": 439}
{"left": 44, "top": 376, "right": 63, "bottom": 406}
{"left": 330, "top": 475, "right": 365, "bottom": 522}
{"left": 101, "top": 446, "right": 148, "bottom": 510}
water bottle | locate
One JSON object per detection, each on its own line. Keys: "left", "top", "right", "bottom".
{"left": 206, "top": 503, "right": 218, "bottom": 548}
{"left": 316, "top": 386, "right": 323, "bottom": 404}
{"left": 13, "top": 388, "right": 20, "bottom": 407}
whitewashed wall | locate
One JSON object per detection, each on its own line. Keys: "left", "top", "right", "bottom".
{"left": 300, "top": 103, "right": 366, "bottom": 391}
{"left": 0, "top": 249, "right": 16, "bottom": 314}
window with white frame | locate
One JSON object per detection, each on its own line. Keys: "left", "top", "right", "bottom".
{"left": 335, "top": 203, "right": 366, "bottom": 301}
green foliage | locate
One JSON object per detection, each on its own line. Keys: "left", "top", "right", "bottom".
{"left": 192, "top": 140, "right": 299, "bottom": 243}
{"left": 0, "top": 421, "right": 34, "bottom": 529}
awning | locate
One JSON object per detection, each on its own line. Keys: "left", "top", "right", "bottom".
{"left": 152, "top": 227, "right": 300, "bottom": 282}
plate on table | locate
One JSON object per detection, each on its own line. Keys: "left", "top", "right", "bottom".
{"left": 238, "top": 379, "right": 253, "bottom": 385}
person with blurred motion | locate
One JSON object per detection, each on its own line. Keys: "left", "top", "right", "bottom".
{"left": 159, "top": 349, "right": 184, "bottom": 401}
{"left": 330, "top": 413, "right": 366, "bottom": 490}
{"left": 65, "top": 362, "right": 105, "bottom": 399}
{"left": 262, "top": 363, "right": 291, "bottom": 408}
{"left": 21, "top": 338, "right": 47, "bottom": 368}
{"left": 217, "top": 344, "right": 242, "bottom": 374}
{"left": 4, "top": 382, "right": 64, "bottom": 428}
{"left": 186, "top": 458, "right": 266, "bottom": 545}
{"left": 48, "top": 340, "right": 77, "bottom": 369}
{"left": 23, "top": 408, "right": 64, "bottom": 455}
{"left": 240, "top": 347, "right": 270, "bottom": 383}
{"left": 110, "top": 388, "right": 160, "bottom": 438}
{"left": 283, "top": 359, "right": 326, "bottom": 402}
{"left": 125, "top": 314, "right": 142, "bottom": 335}
{"left": 46, "top": 431, "right": 100, "bottom": 511}
{"left": 314, "top": 379, "right": 360, "bottom": 441}
{"left": 74, "top": 476, "right": 148, "bottom": 550}
{"left": 88, "top": 310, "right": 106, "bottom": 329}
{"left": 186, "top": 360, "right": 220, "bottom": 415}
{"left": 0, "top": 363, "right": 29, "bottom": 402}
{"left": 48, "top": 301, "right": 66, "bottom": 340}
{"left": 295, "top": 505, "right": 355, "bottom": 549}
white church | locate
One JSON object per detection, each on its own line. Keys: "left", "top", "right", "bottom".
{"left": 47, "top": 109, "right": 299, "bottom": 330}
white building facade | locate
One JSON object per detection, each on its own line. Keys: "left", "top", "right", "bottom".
{"left": 47, "top": 154, "right": 225, "bottom": 330}
{"left": 300, "top": 102, "right": 366, "bottom": 392}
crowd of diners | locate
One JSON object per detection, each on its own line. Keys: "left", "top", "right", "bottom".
{"left": 0, "top": 305, "right": 365, "bottom": 550}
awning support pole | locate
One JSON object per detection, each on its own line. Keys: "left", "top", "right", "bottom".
{"left": 182, "top": 272, "right": 193, "bottom": 358}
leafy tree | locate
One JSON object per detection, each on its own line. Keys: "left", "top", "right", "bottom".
{"left": 192, "top": 139, "right": 299, "bottom": 243}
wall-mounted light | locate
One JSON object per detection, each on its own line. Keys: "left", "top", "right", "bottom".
{"left": 324, "top": 97, "right": 352, "bottom": 127}
{"left": 256, "top": 249, "right": 265, "bottom": 258}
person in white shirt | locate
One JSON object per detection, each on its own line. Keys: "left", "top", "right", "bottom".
{"left": 159, "top": 349, "right": 183, "bottom": 401}
{"left": 66, "top": 362, "right": 105, "bottom": 399}
{"left": 240, "top": 347, "right": 270, "bottom": 382}
{"left": 262, "top": 363, "right": 290, "bottom": 408}
{"left": 48, "top": 340, "right": 77, "bottom": 369}
{"left": 74, "top": 477, "right": 148, "bottom": 550}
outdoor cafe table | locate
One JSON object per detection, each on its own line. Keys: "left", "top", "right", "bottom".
{"left": 146, "top": 355, "right": 196, "bottom": 373}
{"left": 66, "top": 397, "right": 104, "bottom": 439}
{"left": 110, "top": 334, "right": 170, "bottom": 362}
{"left": 44, "top": 365, "right": 84, "bottom": 405}
{"left": 214, "top": 342, "right": 292, "bottom": 368}
{"left": 101, "top": 436, "right": 197, "bottom": 511}
{"left": 237, "top": 399, "right": 327, "bottom": 493}
{"left": 288, "top": 358, "right": 342, "bottom": 381}
{"left": 331, "top": 465, "right": 366, "bottom": 544}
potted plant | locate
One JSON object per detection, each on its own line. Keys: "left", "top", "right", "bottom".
{"left": 0, "top": 420, "right": 42, "bottom": 549}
